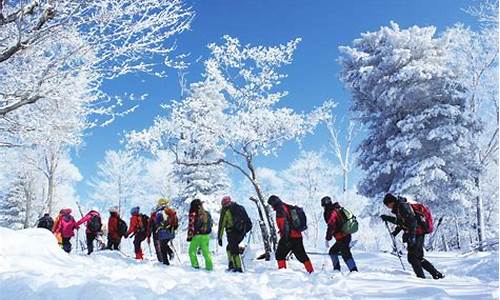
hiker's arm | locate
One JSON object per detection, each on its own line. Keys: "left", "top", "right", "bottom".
{"left": 217, "top": 209, "right": 227, "bottom": 242}
{"left": 380, "top": 214, "right": 398, "bottom": 225}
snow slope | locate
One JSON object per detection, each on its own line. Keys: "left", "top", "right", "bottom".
{"left": 0, "top": 228, "right": 498, "bottom": 300}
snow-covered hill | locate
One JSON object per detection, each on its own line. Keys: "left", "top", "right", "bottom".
{"left": 0, "top": 228, "right": 498, "bottom": 299}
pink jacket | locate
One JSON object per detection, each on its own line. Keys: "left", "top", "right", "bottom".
{"left": 76, "top": 210, "right": 100, "bottom": 233}
{"left": 58, "top": 214, "right": 78, "bottom": 238}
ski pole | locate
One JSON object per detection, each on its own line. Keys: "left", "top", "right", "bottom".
{"left": 384, "top": 220, "right": 405, "bottom": 271}
{"left": 170, "top": 240, "right": 182, "bottom": 265}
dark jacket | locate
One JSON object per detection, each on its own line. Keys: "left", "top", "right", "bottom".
{"left": 274, "top": 203, "right": 302, "bottom": 239}
{"left": 387, "top": 198, "right": 418, "bottom": 237}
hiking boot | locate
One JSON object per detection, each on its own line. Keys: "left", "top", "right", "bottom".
{"left": 234, "top": 268, "right": 243, "bottom": 273}
{"left": 432, "top": 272, "right": 444, "bottom": 280}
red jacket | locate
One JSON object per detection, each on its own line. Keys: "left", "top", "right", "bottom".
{"left": 325, "top": 209, "right": 348, "bottom": 241}
{"left": 274, "top": 203, "right": 302, "bottom": 239}
{"left": 127, "top": 214, "right": 148, "bottom": 237}
{"left": 76, "top": 210, "right": 100, "bottom": 234}
{"left": 108, "top": 212, "right": 120, "bottom": 240}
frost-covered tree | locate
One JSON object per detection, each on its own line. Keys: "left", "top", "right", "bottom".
{"left": 325, "top": 113, "right": 358, "bottom": 193}
{"left": 128, "top": 36, "right": 331, "bottom": 259}
{"left": 0, "top": 175, "right": 27, "bottom": 229}
{"left": 339, "top": 23, "right": 480, "bottom": 233}
{"left": 0, "top": 0, "right": 193, "bottom": 116}
{"left": 89, "top": 150, "right": 146, "bottom": 216}
{"left": 443, "top": 0, "right": 499, "bottom": 250}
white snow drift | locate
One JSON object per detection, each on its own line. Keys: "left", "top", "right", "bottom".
{"left": 0, "top": 228, "right": 498, "bottom": 300}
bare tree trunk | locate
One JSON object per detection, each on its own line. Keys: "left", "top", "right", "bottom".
{"left": 474, "top": 176, "right": 485, "bottom": 251}
{"left": 343, "top": 169, "right": 348, "bottom": 194}
{"left": 441, "top": 234, "right": 449, "bottom": 252}
{"left": 46, "top": 173, "right": 55, "bottom": 215}
{"left": 454, "top": 218, "right": 461, "bottom": 250}
{"left": 250, "top": 197, "right": 272, "bottom": 261}
{"left": 23, "top": 178, "right": 33, "bottom": 228}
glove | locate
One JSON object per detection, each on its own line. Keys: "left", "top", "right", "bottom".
{"left": 380, "top": 215, "right": 392, "bottom": 222}
{"left": 124, "top": 234, "right": 129, "bottom": 239}
{"left": 218, "top": 239, "right": 223, "bottom": 247}
{"left": 402, "top": 232, "right": 409, "bottom": 243}
{"left": 391, "top": 230, "right": 398, "bottom": 237}
{"left": 324, "top": 240, "right": 330, "bottom": 249}
{"left": 407, "top": 235, "right": 417, "bottom": 247}
{"left": 187, "top": 237, "right": 192, "bottom": 242}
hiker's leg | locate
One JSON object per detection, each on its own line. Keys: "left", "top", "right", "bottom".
{"left": 188, "top": 236, "right": 200, "bottom": 269}
{"left": 199, "top": 234, "right": 213, "bottom": 271}
{"left": 329, "top": 241, "right": 342, "bottom": 270}
{"left": 291, "top": 238, "right": 314, "bottom": 273}
{"left": 86, "top": 232, "right": 95, "bottom": 255}
{"left": 275, "top": 237, "right": 292, "bottom": 269}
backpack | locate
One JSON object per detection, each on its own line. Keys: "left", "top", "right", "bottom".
{"left": 230, "top": 203, "right": 252, "bottom": 234}
{"left": 337, "top": 207, "right": 359, "bottom": 234}
{"left": 407, "top": 200, "right": 434, "bottom": 234}
{"left": 287, "top": 205, "right": 308, "bottom": 232}
{"left": 88, "top": 214, "right": 102, "bottom": 233}
{"left": 118, "top": 218, "right": 128, "bottom": 236}
{"left": 136, "top": 214, "right": 149, "bottom": 234}
{"left": 37, "top": 216, "right": 53, "bottom": 230}
{"left": 197, "top": 210, "right": 213, "bottom": 234}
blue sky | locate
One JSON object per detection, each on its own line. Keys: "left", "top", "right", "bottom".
{"left": 73, "top": 0, "right": 478, "bottom": 202}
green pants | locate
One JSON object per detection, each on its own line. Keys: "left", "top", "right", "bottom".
{"left": 226, "top": 249, "right": 242, "bottom": 270}
{"left": 189, "top": 234, "right": 213, "bottom": 271}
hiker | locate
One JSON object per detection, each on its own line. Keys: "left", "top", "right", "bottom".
{"left": 37, "top": 213, "right": 54, "bottom": 231}
{"left": 267, "top": 195, "right": 314, "bottom": 273}
{"left": 187, "top": 199, "right": 213, "bottom": 271}
{"left": 321, "top": 196, "right": 358, "bottom": 272}
{"left": 154, "top": 198, "right": 179, "bottom": 265}
{"left": 76, "top": 208, "right": 102, "bottom": 255}
{"left": 125, "top": 206, "right": 148, "bottom": 260}
{"left": 148, "top": 204, "right": 162, "bottom": 262}
{"left": 107, "top": 206, "right": 124, "bottom": 250}
{"left": 217, "top": 196, "right": 252, "bottom": 273}
{"left": 52, "top": 209, "right": 65, "bottom": 247}
{"left": 55, "top": 208, "right": 78, "bottom": 253}
{"left": 381, "top": 193, "right": 444, "bottom": 279}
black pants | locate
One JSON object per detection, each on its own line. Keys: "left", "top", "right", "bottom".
{"left": 407, "top": 234, "right": 440, "bottom": 278}
{"left": 86, "top": 232, "right": 96, "bottom": 255}
{"left": 276, "top": 237, "right": 310, "bottom": 263}
{"left": 226, "top": 231, "right": 245, "bottom": 255}
{"left": 152, "top": 235, "right": 162, "bottom": 261}
{"left": 159, "top": 239, "right": 174, "bottom": 265}
{"left": 107, "top": 236, "right": 121, "bottom": 250}
{"left": 62, "top": 237, "right": 72, "bottom": 253}
{"left": 134, "top": 232, "right": 146, "bottom": 254}
{"left": 329, "top": 234, "right": 357, "bottom": 271}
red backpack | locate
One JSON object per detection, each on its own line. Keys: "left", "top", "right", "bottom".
{"left": 407, "top": 199, "right": 433, "bottom": 235}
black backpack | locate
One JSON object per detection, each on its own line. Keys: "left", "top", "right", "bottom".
{"left": 136, "top": 214, "right": 149, "bottom": 233}
{"left": 118, "top": 218, "right": 128, "bottom": 236}
{"left": 88, "top": 214, "right": 102, "bottom": 233}
{"left": 37, "top": 216, "right": 54, "bottom": 230}
{"left": 287, "top": 205, "right": 308, "bottom": 232}
{"left": 230, "top": 203, "right": 252, "bottom": 234}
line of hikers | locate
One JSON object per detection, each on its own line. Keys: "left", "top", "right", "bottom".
{"left": 36, "top": 193, "right": 444, "bottom": 279}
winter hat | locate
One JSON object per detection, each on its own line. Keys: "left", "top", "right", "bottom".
{"left": 321, "top": 196, "right": 332, "bottom": 207}
{"left": 383, "top": 193, "right": 398, "bottom": 205}
{"left": 130, "top": 206, "right": 140, "bottom": 216}
{"left": 221, "top": 196, "right": 232, "bottom": 207}
{"left": 157, "top": 198, "right": 170, "bottom": 207}
{"left": 267, "top": 195, "right": 282, "bottom": 207}
{"left": 63, "top": 208, "right": 72, "bottom": 215}
{"left": 109, "top": 206, "right": 118, "bottom": 213}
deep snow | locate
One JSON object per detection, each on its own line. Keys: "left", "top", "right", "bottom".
{"left": 0, "top": 228, "right": 498, "bottom": 300}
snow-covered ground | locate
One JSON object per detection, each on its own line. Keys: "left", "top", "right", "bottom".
{"left": 0, "top": 228, "right": 498, "bottom": 300}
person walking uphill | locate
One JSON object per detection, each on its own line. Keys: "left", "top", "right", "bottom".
{"left": 126, "top": 206, "right": 149, "bottom": 260}
{"left": 217, "top": 196, "right": 252, "bottom": 273}
{"left": 321, "top": 196, "right": 358, "bottom": 272}
{"left": 55, "top": 209, "right": 78, "bottom": 253}
{"left": 268, "top": 195, "right": 314, "bottom": 273}
{"left": 154, "top": 199, "right": 179, "bottom": 265}
{"left": 76, "top": 208, "right": 102, "bottom": 255}
{"left": 381, "top": 193, "right": 444, "bottom": 279}
{"left": 187, "top": 199, "right": 213, "bottom": 271}
{"left": 107, "top": 206, "right": 124, "bottom": 250}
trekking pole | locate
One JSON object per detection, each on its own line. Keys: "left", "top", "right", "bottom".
{"left": 170, "top": 241, "right": 182, "bottom": 265}
{"left": 384, "top": 220, "right": 405, "bottom": 271}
